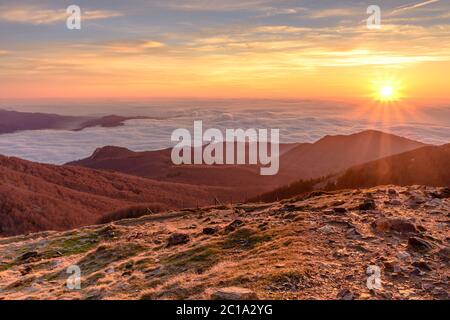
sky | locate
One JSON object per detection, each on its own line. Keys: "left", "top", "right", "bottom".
{"left": 0, "top": 0, "right": 449, "bottom": 101}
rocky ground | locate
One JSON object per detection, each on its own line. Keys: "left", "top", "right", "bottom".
{"left": 0, "top": 185, "right": 448, "bottom": 300}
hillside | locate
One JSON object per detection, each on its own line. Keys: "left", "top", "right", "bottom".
{"left": 279, "top": 130, "right": 426, "bottom": 180}
{"left": 0, "top": 155, "right": 236, "bottom": 236}
{"left": 332, "top": 144, "right": 450, "bottom": 189}
{"left": 68, "top": 130, "right": 426, "bottom": 191}
{"left": 252, "top": 144, "right": 450, "bottom": 203}
{"left": 0, "top": 185, "right": 448, "bottom": 300}
{"left": 67, "top": 144, "right": 297, "bottom": 194}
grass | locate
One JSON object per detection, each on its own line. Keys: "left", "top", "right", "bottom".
{"left": 162, "top": 244, "right": 221, "bottom": 274}
{"left": 222, "top": 227, "right": 272, "bottom": 250}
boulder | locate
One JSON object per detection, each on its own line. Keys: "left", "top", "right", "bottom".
{"left": 372, "top": 218, "right": 417, "bottom": 235}
{"left": 202, "top": 227, "right": 218, "bottom": 235}
{"left": 408, "top": 237, "right": 433, "bottom": 252}
{"left": 211, "top": 287, "right": 258, "bottom": 300}
{"left": 166, "top": 233, "right": 190, "bottom": 247}
{"left": 358, "top": 199, "right": 376, "bottom": 211}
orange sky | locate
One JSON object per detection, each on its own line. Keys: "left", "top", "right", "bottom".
{"left": 1, "top": 1, "right": 449, "bottom": 102}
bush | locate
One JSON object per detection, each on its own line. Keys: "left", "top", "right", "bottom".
{"left": 97, "top": 203, "right": 167, "bottom": 224}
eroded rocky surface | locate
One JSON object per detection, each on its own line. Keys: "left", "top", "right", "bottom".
{"left": 0, "top": 185, "right": 448, "bottom": 300}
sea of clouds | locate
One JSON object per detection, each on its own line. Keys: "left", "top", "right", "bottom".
{"left": 0, "top": 100, "right": 449, "bottom": 164}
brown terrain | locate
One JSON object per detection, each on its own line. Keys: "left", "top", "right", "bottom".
{"left": 0, "top": 155, "right": 236, "bottom": 236}
{"left": 254, "top": 144, "right": 450, "bottom": 203}
{"left": 0, "top": 185, "right": 448, "bottom": 300}
{"left": 68, "top": 130, "right": 426, "bottom": 191}
{"left": 0, "top": 130, "right": 444, "bottom": 237}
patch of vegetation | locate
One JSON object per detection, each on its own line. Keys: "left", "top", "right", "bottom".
{"left": 75, "top": 243, "right": 144, "bottom": 276}
{"left": 222, "top": 227, "right": 271, "bottom": 250}
{"left": 97, "top": 203, "right": 167, "bottom": 224}
{"left": 162, "top": 244, "right": 221, "bottom": 274}
{"left": 266, "top": 270, "right": 316, "bottom": 292}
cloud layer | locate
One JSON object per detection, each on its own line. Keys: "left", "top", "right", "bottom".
{"left": 0, "top": 100, "right": 448, "bottom": 164}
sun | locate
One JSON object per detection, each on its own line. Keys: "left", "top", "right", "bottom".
{"left": 371, "top": 77, "right": 404, "bottom": 102}
{"left": 380, "top": 85, "right": 394, "bottom": 100}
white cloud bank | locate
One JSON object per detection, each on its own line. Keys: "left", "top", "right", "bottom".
{"left": 0, "top": 100, "right": 449, "bottom": 164}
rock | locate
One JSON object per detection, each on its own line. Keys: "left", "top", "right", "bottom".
{"left": 411, "top": 261, "right": 432, "bottom": 272}
{"left": 424, "top": 199, "right": 442, "bottom": 208}
{"left": 429, "top": 187, "right": 450, "bottom": 199}
{"left": 396, "top": 251, "right": 411, "bottom": 261}
{"left": 408, "top": 237, "right": 433, "bottom": 252}
{"left": 383, "top": 260, "right": 401, "bottom": 273}
{"left": 388, "top": 188, "right": 398, "bottom": 196}
{"left": 346, "top": 228, "right": 362, "bottom": 239}
{"left": 337, "top": 289, "right": 354, "bottom": 300}
{"left": 358, "top": 199, "right": 376, "bottom": 211}
{"left": 202, "top": 227, "right": 218, "bottom": 235}
{"left": 406, "top": 197, "right": 424, "bottom": 209}
{"left": 333, "top": 207, "right": 347, "bottom": 214}
{"left": 437, "top": 247, "right": 450, "bottom": 262}
{"left": 167, "top": 233, "right": 190, "bottom": 247}
{"left": 18, "top": 251, "right": 39, "bottom": 262}
{"left": 318, "top": 225, "right": 336, "bottom": 235}
{"left": 385, "top": 199, "right": 402, "bottom": 206}
{"left": 211, "top": 287, "right": 258, "bottom": 300}
{"left": 225, "top": 220, "right": 244, "bottom": 233}
{"left": 372, "top": 218, "right": 417, "bottom": 235}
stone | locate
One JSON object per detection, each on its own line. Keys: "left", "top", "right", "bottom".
{"left": 225, "top": 219, "right": 244, "bottom": 233}
{"left": 386, "top": 199, "right": 402, "bottom": 206}
{"left": 202, "top": 227, "right": 217, "bottom": 235}
{"left": 167, "top": 233, "right": 190, "bottom": 247}
{"left": 318, "top": 225, "right": 336, "bottom": 235}
{"left": 408, "top": 237, "right": 433, "bottom": 252}
{"left": 211, "top": 287, "right": 258, "bottom": 300}
{"left": 437, "top": 247, "right": 450, "bottom": 262}
{"left": 333, "top": 207, "right": 347, "bottom": 214}
{"left": 358, "top": 200, "right": 376, "bottom": 211}
{"left": 396, "top": 251, "right": 411, "bottom": 261}
{"left": 18, "top": 251, "right": 39, "bottom": 262}
{"left": 388, "top": 188, "right": 398, "bottom": 196}
{"left": 337, "top": 289, "right": 354, "bottom": 300}
{"left": 412, "top": 261, "right": 432, "bottom": 272}
{"left": 372, "top": 218, "right": 417, "bottom": 235}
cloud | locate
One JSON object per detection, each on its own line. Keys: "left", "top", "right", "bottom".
{"left": 307, "top": 8, "right": 356, "bottom": 19}
{"left": 391, "top": 0, "right": 441, "bottom": 15}
{"left": 0, "top": 6, "right": 122, "bottom": 25}
{"left": 155, "top": 0, "right": 274, "bottom": 12}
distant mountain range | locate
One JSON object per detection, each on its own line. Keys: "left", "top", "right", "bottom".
{"left": 0, "top": 127, "right": 447, "bottom": 237}
{"left": 0, "top": 109, "right": 154, "bottom": 134}
{"left": 68, "top": 130, "right": 426, "bottom": 190}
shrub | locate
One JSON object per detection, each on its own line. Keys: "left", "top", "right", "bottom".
{"left": 97, "top": 203, "right": 167, "bottom": 224}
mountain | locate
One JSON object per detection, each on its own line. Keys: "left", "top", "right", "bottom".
{"left": 332, "top": 144, "right": 450, "bottom": 189}
{"left": 67, "top": 143, "right": 299, "bottom": 195}
{"left": 0, "top": 185, "right": 448, "bottom": 300}
{"left": 278, "top": 130, "right": 427, "bottom": 180}
{"left": 0, "top": 110, "right": 152, "bottom": 134}
{"left": 0, "top": 109, "right": 89, "bottom": 134}
{"left": 0, "top": 155, "right": 236, "bottom": 236}
{"left": 69, "top": 130, "right": 426, "bottom": 190}
{"left": 253, "top": 144, "right": 449, "bottom": 203}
